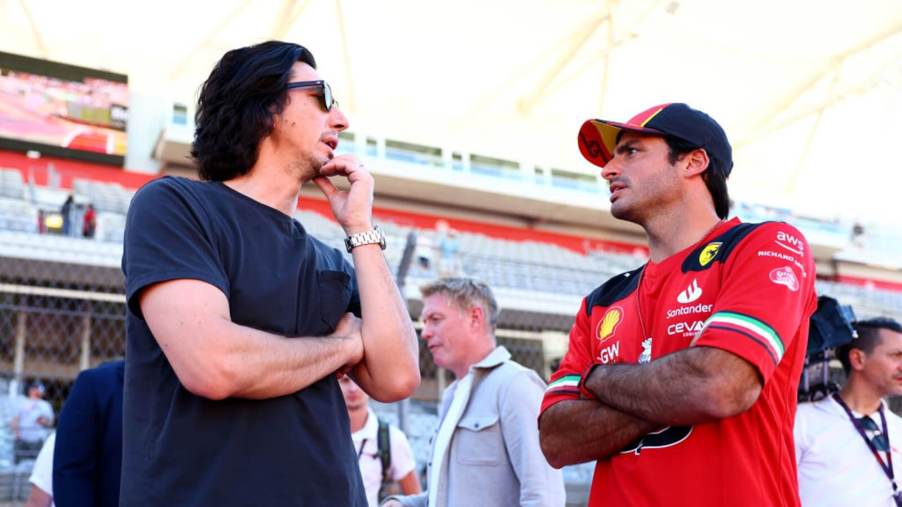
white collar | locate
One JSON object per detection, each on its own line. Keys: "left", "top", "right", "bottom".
{"left": 469, "top": 345, "right": 511, "bottom": 371}
{"left": 351, "top": 408, "right": 379, "bottom": 441}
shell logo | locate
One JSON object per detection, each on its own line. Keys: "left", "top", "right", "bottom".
{"left": 698, "top": 242, "right": 723, "bottom": 267}
{"left": 597, "top": 306, "right": 624, "bottom": 341}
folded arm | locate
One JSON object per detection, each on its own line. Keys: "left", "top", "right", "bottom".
{"left": 539, "top": 399, "right": 658, "bottom": 468}
{"left": 583, "top": 346, "right": 762, "bottom": 426}
{"left": 314, "top": 157, "right": 420, "bottom": 402}
{"left": 140, "top": 279, "right": 363, "bottom": 400}
{"left": 347, "top": 242, "right": 420, "bottom": 402}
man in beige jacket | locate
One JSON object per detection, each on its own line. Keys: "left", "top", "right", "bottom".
{"left": 384, "top": 278, "right": 565, "bottom": 507}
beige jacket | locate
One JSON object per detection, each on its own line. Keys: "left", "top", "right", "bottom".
{"left": 387, "top": 346, "right": 565, "bottom": 507}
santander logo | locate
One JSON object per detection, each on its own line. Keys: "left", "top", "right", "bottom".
{"left": 677, "top": 279, "right": 703, "bottom": 304}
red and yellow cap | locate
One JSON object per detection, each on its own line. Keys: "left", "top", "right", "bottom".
{"left": 578, "top": 103, "right": 733, "bottom": 177}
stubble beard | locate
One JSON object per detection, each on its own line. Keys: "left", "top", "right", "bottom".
{"left": 610, "top": 198, "right": 644, "bottom": 225}
{"left": 288, "top": 152, "right": 323, "bottom": 183}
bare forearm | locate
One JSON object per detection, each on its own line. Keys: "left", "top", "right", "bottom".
{"left": 584, "top": 347, "right": 761, "bottom": 426}
{"left": 398, "top": 471, "right": 421, "bottom": 494}
{"left": 539, "top": 400, "right": 658, "bottom": 468}
{"left": 224, "top": 325, "right": 355, "bottom": 399}
{"left": 157, "top": 316, "right": 355, "bottom": 400}
{"left": 24, "top": 486, "right": 52, "bottom": 507}
{"left": 351, "top": 244, "right": 420, "bottom": 400}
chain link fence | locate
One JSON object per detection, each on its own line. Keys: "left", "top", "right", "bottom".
{"left": 0, "top": 280, "right": 126, "bottom": 504}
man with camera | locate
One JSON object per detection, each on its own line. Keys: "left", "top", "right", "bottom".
{"left": 796, "top": 317, "right": 902, "bottom": 506}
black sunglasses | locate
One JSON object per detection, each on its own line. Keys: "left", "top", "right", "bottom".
{"left": 286, "top": 80, "right": 337, "bottom": 112}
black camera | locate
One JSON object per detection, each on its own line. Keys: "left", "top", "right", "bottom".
{"left": 798, "top": 296, "right": 857, "bottom": 402}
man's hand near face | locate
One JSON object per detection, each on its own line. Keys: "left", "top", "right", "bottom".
{"left": 313, "top": 155, "right": 375, "bottom": 234}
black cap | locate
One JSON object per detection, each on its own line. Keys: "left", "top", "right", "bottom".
{"left": 578, "top": 103, "right": 734, "bottom": 177}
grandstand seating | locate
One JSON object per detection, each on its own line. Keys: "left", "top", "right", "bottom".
{"left": 0, "top": 229, "right": 122, "bottom": 268}
{"left": 0, "top": 198, "right": 37, "bottom": 234}
{"left": 72, "top": 178, "right": 133, "bottom": 214}
{"left": 0, "top": 184, "right": 900, "bottom": 323}
{"left": 0, "top": 169, "right": 26, "bottom": 200}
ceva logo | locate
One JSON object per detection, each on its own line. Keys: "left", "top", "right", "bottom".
{"left": 677, "top": 279, "right": 703, "bottom": 304}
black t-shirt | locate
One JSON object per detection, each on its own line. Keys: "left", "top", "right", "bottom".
{"left": 120, "top": 176, "right": 366, "bottom": 506}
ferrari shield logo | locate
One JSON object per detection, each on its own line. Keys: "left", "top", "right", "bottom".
{"left": 698, "top": 242, "right": 722, "bottom": 267}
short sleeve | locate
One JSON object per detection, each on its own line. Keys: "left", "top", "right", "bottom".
{"left": 388, "top": 426, "right": 416, "bottom": 481}
{"left": 541, "top": 298, "right": 595, "bottom": 415}
{"left": 692, "top": 222, "right": 817, "bottom": 383}
{"left": 29, "top": 432, "right": 54, "bottom": 494}
{"left": 122, "top": 178, "right": 229, "bottom": 318}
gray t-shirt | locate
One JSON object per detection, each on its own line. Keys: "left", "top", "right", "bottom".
{"left": 16, "top": 397, "right": 53, "bottom": 442}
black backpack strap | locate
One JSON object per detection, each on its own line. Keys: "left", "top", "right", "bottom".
{"left": 377, "top": 417, "right": 393, "bottom": 500}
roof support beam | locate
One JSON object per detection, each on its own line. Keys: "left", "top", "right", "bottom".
{"left": 168, "top": 0, "right": 254, "bottom": 80}
{"left": 517, "top": 10, "right": 612, "bottom": 114}
{"left": 18, "top": 0, "right": 48, "bottom": 58}
{"left": 271, "top": 0, "right": 311, "bottom": 40}
{"left": 747, "top": 23, "right": 902, "bottom": 136}
{"left": 335, "top": 0, "right": 357, "bottom": 113}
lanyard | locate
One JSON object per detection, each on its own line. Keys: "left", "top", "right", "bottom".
{"left": 832, "top": 393, "right": 897, "bottom": 493}
{"left": 357, "top": 438, "right": 368, "bottom": 459}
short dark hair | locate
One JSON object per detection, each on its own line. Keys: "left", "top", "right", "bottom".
{"left": 192, "top": 41, "right": 317, "bottom": 181}
{"left": 836, "top": 317, "right": 902, "bottom": 373}
{"left": 664, "top": 135, "right": 731, "bottom": 219}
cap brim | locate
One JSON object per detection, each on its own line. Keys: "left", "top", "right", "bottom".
{"left": 578, "top": 119, "right": 664, "bottom": 167}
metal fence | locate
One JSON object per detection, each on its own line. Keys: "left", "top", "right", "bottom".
{"left": 0, "top": 282, "right": 126, "bottom": 505}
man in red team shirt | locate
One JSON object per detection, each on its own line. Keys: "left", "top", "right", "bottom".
{"left": 538, "top": 103, "right": 817, "bottom": 506}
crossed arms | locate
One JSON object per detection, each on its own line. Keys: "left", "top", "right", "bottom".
{"left": 140, "top": 240, "right": 419, "bottom": 402}
{"left": 538, "top": 346, "right": 761, "bottom": 468}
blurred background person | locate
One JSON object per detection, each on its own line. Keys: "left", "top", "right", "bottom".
{"left": 11, "top": 381, "right": 54, "bottom": 464}
{"left": 340, "top": 374, "right": 420, "bottom": 506}
{"left": 434, "top": 220, "right": 460, "bottom": 278}
{"left": 53, "top": 359, "right": 124, "bottom": 507}
{"left": 59, "top": 195, "right": 73, "bottom": 237}
{"left": 81, "top": 203, "right": 96, "bottom": 238}
{"left": 795, "top": 318, "right": 902, "bottom": 506}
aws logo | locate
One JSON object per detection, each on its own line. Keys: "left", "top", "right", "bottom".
{"left": 597, "top": 306, "right": 624, "bottom": 342}
{"left": 698, "top": 242, "right": 722, "bottom": 266}
{"left": 776, "top": 231, "right": 804, "bottom": 255}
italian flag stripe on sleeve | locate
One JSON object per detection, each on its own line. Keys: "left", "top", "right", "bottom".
{"left": 546, "top": 374, "right": 581, "bottom": 393}
{"left": 703, "top": 311, "right": 784, "bottom": 363}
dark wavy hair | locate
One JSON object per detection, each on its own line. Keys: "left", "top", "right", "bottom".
{"left": 191, "top": 41, "right": 317, "bottom": 181}
{"left": 664, "top": 135, "right": 731, "bottom": 219}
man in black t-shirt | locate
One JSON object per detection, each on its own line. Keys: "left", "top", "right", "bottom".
{"left": 120, "top": 41, "right": 420, "bottom": 506}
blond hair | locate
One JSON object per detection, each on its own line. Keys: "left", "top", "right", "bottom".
{"left": 419, "top": 277, "right": 500, "bottom": 330}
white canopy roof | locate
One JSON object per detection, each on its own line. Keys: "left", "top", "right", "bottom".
{"left": 1, "top": 0, "right": 900, "bottom": 224}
